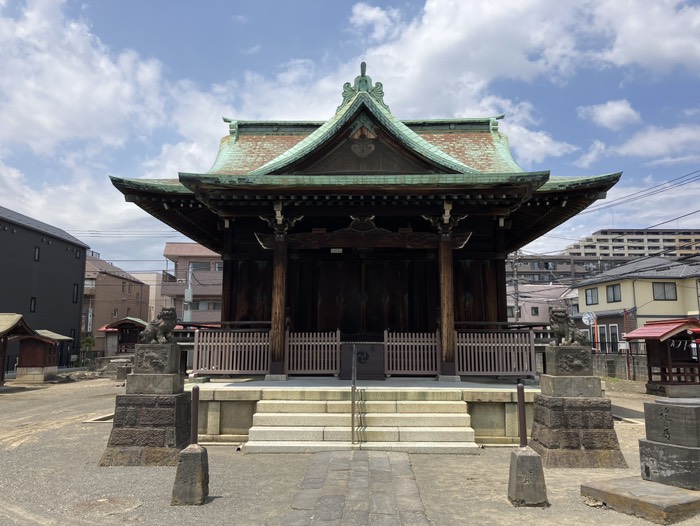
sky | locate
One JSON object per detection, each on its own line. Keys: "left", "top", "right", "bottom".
{"left": 1, "top": 0, "right": 699, "bottom": 273}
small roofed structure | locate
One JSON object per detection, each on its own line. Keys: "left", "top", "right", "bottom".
{"left": 15, "top": 330, "right": 73, "bottom": 384}
{"left": 100, "top": 317, "right": 148, "bottom": 356}
{"left": 0, "top": 314, "right": 38, "bottom": 386}
{"left": 624, "top": 318, "right": 700, "bottom": 397}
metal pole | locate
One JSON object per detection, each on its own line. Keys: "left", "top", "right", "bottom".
{"left": 190, "top": 385, "right": 199, "bottom": 445}
{"left": 351, "top": 345, "right": 357, "bottom": 445}
{"left": 516, "top": 383, "right": 527, "bottom": 448}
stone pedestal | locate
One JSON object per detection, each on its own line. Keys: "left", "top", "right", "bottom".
{"left": 530, "top": 346, "right": 627, "bottom": 468}
{"left": 640, "top": 398, "right": 700, "bottom": 490}
{"left": 100, "top": 343, "right": 190, "bottom": 466}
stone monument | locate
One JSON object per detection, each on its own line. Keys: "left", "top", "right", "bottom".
{"left": 529, "top": 308, "right": 627, "bottom": 468}
{"left": 580, "top": 398, "right": 700, "bottom": 524}
{"left": 100, "top": 307, "right": 190, "bottom": 466}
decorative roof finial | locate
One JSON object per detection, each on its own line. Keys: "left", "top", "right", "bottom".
{"left": 337, "top": 62, "right": 390, "bottom": 112}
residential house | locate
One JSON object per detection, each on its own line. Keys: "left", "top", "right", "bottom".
{"left": 83, "top": 254, "right": 149, "bottom": 355}
{"left": 129, "top": 271, "right": 174, "bottom": 323}
{"left": 574, "top": 256, "right": 700, "bottom": 352}
{"left": 161, "top": 242, "right": 223, "bottom": 323}
{"left": 0, "top": 206, "right": 88, "bottom": 372}
{"left": 506, "top": 284, "right": 577, "bottom": 324}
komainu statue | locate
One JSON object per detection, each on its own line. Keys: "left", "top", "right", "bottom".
{"left": 549, "top": 307, "right": 589, "bottom": 346}
{"left": 139, "top": 307, "right": 178, "bottom": 344}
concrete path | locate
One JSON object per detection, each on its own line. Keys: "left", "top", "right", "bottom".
{"left": 0, "top": 377, "right": 685, "bottom": 525}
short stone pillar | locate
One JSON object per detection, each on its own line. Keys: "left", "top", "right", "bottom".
{"left": 529, "top": 346, "right": 627, "bottom": 468}
{"left": 508, "top": 447, "right": 549, "bottom": 507}
{"left": 640, "top": 398, "right": 700, "bottom": 490}
{"left": 100, "top": 343, "right": 190, "bottom": 466}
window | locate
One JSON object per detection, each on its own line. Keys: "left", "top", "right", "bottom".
{"left": 653, "top": 282, "right": 677, "bottom": 301}
{"left": 72, "top": 284, "right": 79, "bottom": 303}
{"left": 121, "top": 282, "right": 126, "bottom": 294}
{"left": 128, "top": 283, "right": 132, "bottom": 295}
{"left": 507, "top": 306, "right": 515, "bottom": 318}
{"left": 571, "top": 304, "right": 579, "bottom": 315}
{"left": 112, "top": 308, "right": 119, "bottom": 318}
{"left": 84, "top": 278, "right": 95, "bottom": 288}
{"left": 531, "top": 307, "right": 539, "bottom": 316}
{"left": 606, "top": 284, "right": 621, "bottom": 303}
{"left": 29, "top": 297, "right": 36, "bottom": 312}
{"left": 190, "top": 262, "right": 211, "bottom": 271}
{"left": 214, "top": 262, "right": 224, "bottom": 272}
{"left": 126, "top": 307, "right": 131, "bottom": 317}
{"left": 34, "top": 246, "right": 40, "bottom": 261}
{"left": 585, "top": 288, "right": 599, "bottom": 305}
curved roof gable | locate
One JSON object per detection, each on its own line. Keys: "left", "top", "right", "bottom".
{"left": 247, "top": 63, "right": 479, "bottom": 177}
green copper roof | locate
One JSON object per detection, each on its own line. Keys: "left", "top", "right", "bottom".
{"left": 110, "top": 176, "right": 192, "bottom": 194}
{"left": 179, "top": 171, "right": 548, "bottom": 190}
{"left": 246, "top": 63, "right": 479, "bottom": 177}
{"left": 539, "top": 172, "right": 622, "bottom": 192}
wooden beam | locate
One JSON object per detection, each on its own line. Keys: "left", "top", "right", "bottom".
{"left": 220, "top": 221, "right": 235, "bottom": 323}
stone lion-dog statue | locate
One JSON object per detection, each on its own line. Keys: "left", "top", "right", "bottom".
{"left": 139, "top": 307, "right": 178, "bottom": 344}
{"left": 549, "top": 307, "right": 589, "bottom": 346}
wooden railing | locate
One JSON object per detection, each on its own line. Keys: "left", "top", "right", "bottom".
{"left": 285, "top": 330, "right": 341, "bottom": 375}
{"left": 456, "top": 329, "right": 536, "bottom": 377}
{"left": 384, "top": 331, "right": 440, "bottom": 376}
{"left": 192, "top": 329, "right": 270, "bottom": 376}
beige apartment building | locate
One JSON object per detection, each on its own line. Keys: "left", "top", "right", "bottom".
{"left": 161, "top": 242, "right": 223, "bottom": 323}
{"left": 564, "top": 228, "right": 700, "bottom": 258}
{"left": 82, "top": 253, "right": 149, "bottom": 354}
{"left": 575, "top": 256, "right": 700, "bottom": 352}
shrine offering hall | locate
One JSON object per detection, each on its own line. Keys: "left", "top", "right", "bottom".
{"left": 112, "top": 64, "right": 619, "bottom": 378}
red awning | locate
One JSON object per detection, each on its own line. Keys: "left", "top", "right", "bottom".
{"left": 624, "top": 318, "right": 700, "bottom": 341}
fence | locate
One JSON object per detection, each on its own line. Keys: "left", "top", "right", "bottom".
{"left": 285, "top": 330, "right": 341, "bottom": 375}
{"left": 456, "top": 329, "right": 536, "bottom": 377}
{"left": 384, "top": 331, "right": 440, "bottom": 376}
{"left": 192, "top": 329, "right": 270, "bottom": 375}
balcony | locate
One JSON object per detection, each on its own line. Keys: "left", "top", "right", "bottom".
{"left": 161, "top": 269, "right": 223, "bottom": 298}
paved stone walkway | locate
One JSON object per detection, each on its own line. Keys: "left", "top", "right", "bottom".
{"left": 282, "top": 450, "right": 428, "bottom": 526}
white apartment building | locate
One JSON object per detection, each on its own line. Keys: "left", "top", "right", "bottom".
{"left": 563, "top": 229, "right": 700, "bottom": 258}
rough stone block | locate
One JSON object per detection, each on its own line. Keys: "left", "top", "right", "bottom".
{"left": 126, "top": 373, "right": 184, "bottom": 395}
{"left": 171, "top": 444, "right": 210, "bottom": 506}
{"left": 107, "top": 428, "right": 166, "bottom": 447}
{"left": 539, "top": 374, "right": 601, "bottom": 397}
{"left": 581, "top": 429, "right": 621, "bottom": 450}
{"left": 508, "top": 447, "right": 549, "bottom": 507}
{"left": 581, "top": 476, "right": 700, "bottom": 525}
{"left": 640, "top": 438, "right": 700, "bottom": 490}
{"left": 133, "top": 343, "right": 180, "bottom": 374}
{"left": 644, "top": 399, "right": 700, "bottom": 447}
{"left": 545, "top": 346, "right": 593, "bottom": 376}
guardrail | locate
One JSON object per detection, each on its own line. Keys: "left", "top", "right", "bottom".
{"left": 285, "top": 330, "right": 341, "bottom": 375}
{"left": 384, "top": 331, "right": 440, "bottom": 376}
{"left": 456, "top": 329, "right": 536, "bottom": 377}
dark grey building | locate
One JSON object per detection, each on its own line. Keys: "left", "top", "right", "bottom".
{"left": 0, "top": 206, "right": 89, "bottom": 373}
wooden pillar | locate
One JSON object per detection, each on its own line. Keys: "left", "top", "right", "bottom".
{"left": 270, "top": 234, "right": 287, "bottom": 370}
{"left": 220, "top": 222, "right": 235, "bottom": 325}
{"left": 439, "top": 234, "right": 456, "bottom": 374}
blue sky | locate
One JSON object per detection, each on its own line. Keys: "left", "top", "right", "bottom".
{"left": 1, "top": 0, "right": 699, "bottom": 272}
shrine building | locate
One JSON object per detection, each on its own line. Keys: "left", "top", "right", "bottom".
{"left": 112, "top": 64, "right": 620, "bottom": 380}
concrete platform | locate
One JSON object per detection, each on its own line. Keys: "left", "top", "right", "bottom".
{"left": 581, "top": 476, "right": 700, "bottom": 525}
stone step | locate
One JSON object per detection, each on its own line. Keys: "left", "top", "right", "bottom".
{"left": 259, "top": 388, "right": 465, "bottom": 402}
{"left": 256, "top": 400, "right": 468, "bottom": 414}
{"left": 252, "top": 412, "right": 471, "bottom": 427}
{"left": 243, "top": 440, "right": 481, "bottom": 454}
{"left": 248, "top": 425, "right": 475, "bottom": 442}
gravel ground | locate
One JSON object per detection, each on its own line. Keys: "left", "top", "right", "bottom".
{"left": 0, "top": 377, "right": 697, "bottom": 525}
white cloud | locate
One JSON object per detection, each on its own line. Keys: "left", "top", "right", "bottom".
{"left": 504, "top": 124, "right": 578, "bottom": 167}
{"left": 577, "top": 99, "right": 641, "bottom": 130}
{"left": 0, "top": 0, "right": 166, "bottom": 156}
{"left": 590, "top": 0, "right": 700, "bottom": 72}
{"left": 574, "top": 140, "right": 607, "bottom": 168}
{"left": 614, "top": 125, "right": 700, "bottom": 158}
{"left": 350, "top": 3, "right": 403, "bottom": 43}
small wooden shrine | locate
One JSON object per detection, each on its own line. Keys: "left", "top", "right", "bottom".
{"left": 112, "top": 64, "right": 620, "bottom": 377}
{"left": 624, "top": 318, "right": 700, "bottom": 397}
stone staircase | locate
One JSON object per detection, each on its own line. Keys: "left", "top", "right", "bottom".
{"left": 243, "top": 388, "right": 479, "bottom": 454}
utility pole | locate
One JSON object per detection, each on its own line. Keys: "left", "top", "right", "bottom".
{"left": 509, "top": 250, "right": 522, "bottom": 321}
